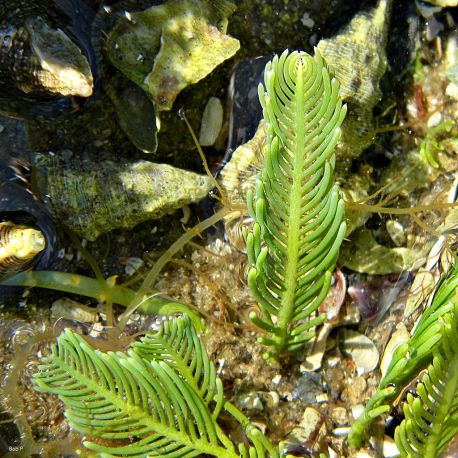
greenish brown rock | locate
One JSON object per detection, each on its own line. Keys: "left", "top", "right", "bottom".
{"left": 339, "top": 227, "right": 432, "bottom": 274}
{"left": 107, "top": 0, "right": 240, "bottom": 112}
{"left": 33, "top": 155, "right": 212, "bottom": 241}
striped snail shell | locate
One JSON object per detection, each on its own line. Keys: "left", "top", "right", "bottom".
{"left": 31, "top": 153, "right": 213, "bottom": 241}
{"left": 0, "top": 221, "right": 46, "bottom": 275}
{"left": 0, "top": 154, "right": 57, "bottom": 278}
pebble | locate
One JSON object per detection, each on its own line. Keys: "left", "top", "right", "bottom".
{"left": 339, "top": 329, "right": 379, "bottom": 374}
{"left": 199, "top": 97, "right": 223, "bottom": 146}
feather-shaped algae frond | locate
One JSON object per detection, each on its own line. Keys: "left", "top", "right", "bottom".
{"left": 244, "top": 49, "right": 347, "bottom": 355}
{"left": 348, "top": 260, "right": 458, "bottom": 449}
{"left": 33, "top": 316, "right": 278, "bottom": 458}
{"left": 394, "top": 302, "right": 458, "bottom": 458}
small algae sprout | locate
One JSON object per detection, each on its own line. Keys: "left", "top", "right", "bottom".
{"left": 244, "top": 50, "right": 347, "bottom": 356}
{"left": 419, "top": 119, "right": 455, "bottom": 168}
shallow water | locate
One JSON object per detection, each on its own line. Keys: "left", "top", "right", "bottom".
{"left": 0, "top": 1, "right": 458, "bottom": 457}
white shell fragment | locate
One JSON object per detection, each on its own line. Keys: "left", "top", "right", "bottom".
{"left": 317, "top": 0, "right": 391, "bottom": 162}
{"left": 51, "top": 298, "right": 98, "bottom": 323}
{"left": 339, "top": 329, "right": 379, "bottom": 374}
{"left": 380, "top": 323, "right": 410, "bottom": 378}
{"left": 199, "top": 97, "right": 223, "bottom": 146}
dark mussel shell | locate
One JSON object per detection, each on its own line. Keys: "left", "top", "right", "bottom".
{"left": 225, "top": 55, "right": 271, "bottom": 155}
{"left": 0, "top": 153, "right": 57, "bottom": 278}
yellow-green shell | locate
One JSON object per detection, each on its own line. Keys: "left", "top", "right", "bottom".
{"left": 33, "top": 155, "right": 213, "bottom": 241}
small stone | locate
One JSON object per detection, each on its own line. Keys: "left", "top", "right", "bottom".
{"left": 330, "top": 407, "right": 348, "bottom": 426}
{"left": 262, "top": 391, "right": 280, "bottom": 409}
{"left": 301, "top": 12, "right": 315, "bottom": 28}
{"left": 124, "top": 257, "right": 144, "bottom": 276}
{"left": 355, "top": 451, "right": 375, "bottom": 458}
{"left": 339, "top": 329, "right": 379, "bottom": 374}
{"left": 89, "top": 321, "right": 104, "bottom": 338}
{"left": 427, "top": 111, "right": 443, "bottom": 128}
{"left": 351, "top": 404, "right": 365, "bottom": 420}
{"left": 446, "top": 82, "right": 458, "bottom": 100}
{"left": 332, "top": 426, "right": 351, "bottom": 437}
{"left": 341, "top": 376, "right": 367, "bottom": 405}
{"left": 237, "top": 392, "right": 264, "bottom": 411}
{"left": 382, "top": 435, "right": 400, "bottom": 457}
{"left": 283, "top": 407, "right": 326, "bottom": 453}
{"left": 315, "top": 393, "right": 328, "bottom": 403}
{"left": 292, "top": 371, "right": 323, "bottom": 403}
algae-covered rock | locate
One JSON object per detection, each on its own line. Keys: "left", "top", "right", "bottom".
{"left": 33, "top": 154, "right": 213, "bottom": 241}
{"left": 317, "top": 0, "right": 392, "bottom": 167}
{"left": 339, "top": 227, "right": 432, "bottom": 274}
{"left": 107, "top": 0, "right": 240, "bottom": 112}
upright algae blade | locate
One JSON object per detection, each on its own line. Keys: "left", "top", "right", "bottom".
{"left": 244, "top": 50, "right": 347, "bottom": 356}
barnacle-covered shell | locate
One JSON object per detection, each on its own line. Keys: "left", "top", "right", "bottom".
{"left": 317, "top": 0, "right": 392, "bottom": 167}
{"left": 32, "top": 154, "right": 213, "bottom": 241}
{"left": 219, "top": 121, "right": 266, "bottom": 251}
{"left": 107, "top": 0, "right": 239, "bottom": 111}
{"left": 0, "top": 0, "right": 94, "bottom": 97}
{"left": 219, "top": 120, "right": 267, "bottom": 209}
